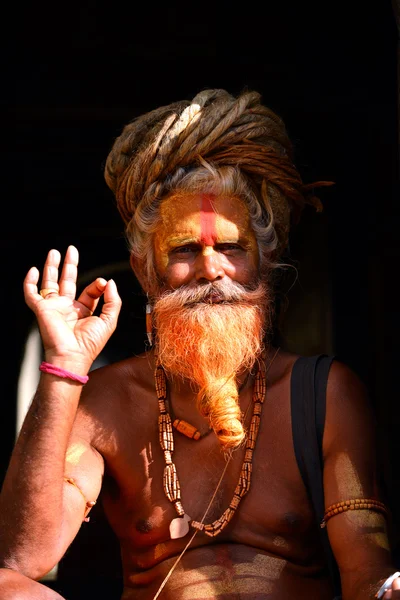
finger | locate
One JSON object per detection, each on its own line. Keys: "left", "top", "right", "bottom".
{"left": 99, "top": 279, "right": 122, "bottom": 331}
{"left": 40, "top": 249, "right": 61, "bottom": 295}
{"left": 23, "top": 266, "right": 41, "bottom": 309}
{"left": 76, "top": 277, "right": 109, "bottom": 313}
{"left": 58, "top": 245, "right": 79, "bottom": 299}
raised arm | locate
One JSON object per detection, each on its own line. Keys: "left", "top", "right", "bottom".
{"left": 0, "top": 245, "right": 121, "bottom": 579}
{"left": 322, "top": 360, "right": 399, "bottom": 600}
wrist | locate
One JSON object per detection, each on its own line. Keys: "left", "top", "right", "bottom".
{"left": 42, "top": 356, "right": 91, "bottom": 377}
{"left": 39, "top": 362, "right": 90, "bottom": 384}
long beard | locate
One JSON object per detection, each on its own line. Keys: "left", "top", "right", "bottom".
{"left": 152, "top": 280, "right": 272, "bottom": 450}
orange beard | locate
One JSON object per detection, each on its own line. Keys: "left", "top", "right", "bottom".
{"left": 153, "top": 280, "right": 271, "bottom": 450}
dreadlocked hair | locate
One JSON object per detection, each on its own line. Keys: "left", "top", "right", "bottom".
{"left": 104, "top": 88, "right": 331, "bottom": 292}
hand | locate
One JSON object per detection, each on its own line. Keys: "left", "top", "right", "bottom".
{"left": 23, "top": 245, "right": 122, "bottom": 371}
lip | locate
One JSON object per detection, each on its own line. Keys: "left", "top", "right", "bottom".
{"left": 205, "top": 293, "right": 224, "bottom": 304}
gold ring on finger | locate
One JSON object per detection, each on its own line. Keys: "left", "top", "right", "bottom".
{"left": 40, "top": 288, "right": 59, "bottom": 298}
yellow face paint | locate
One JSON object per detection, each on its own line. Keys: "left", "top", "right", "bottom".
{"left": 154, "top": 192, "right": 258, "bottom": 276}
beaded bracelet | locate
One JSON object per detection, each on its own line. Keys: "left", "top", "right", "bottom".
{"left": 64, "top": 476, "right": 96, "bottom": 522}
{"left": 321, "top": 498, "right": 388, "bottom": 528}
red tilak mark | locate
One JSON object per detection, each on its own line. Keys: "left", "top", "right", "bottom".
{"left": 200, "top": 194, "right": 217, "bottom": 246}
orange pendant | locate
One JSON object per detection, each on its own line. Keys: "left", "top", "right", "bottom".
{"left": 173, "top": 419, "right": 201, "bottom": 440}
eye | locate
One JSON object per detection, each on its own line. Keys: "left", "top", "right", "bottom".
{"left": 171, "top": 244, "right": 198, "bottom": 255}
{"left": 216, "top": 243, "right": 243, "bottom": 253}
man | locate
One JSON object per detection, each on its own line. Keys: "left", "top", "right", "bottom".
{"left": 0, "top": 88, "right": 399, "bottom": 599}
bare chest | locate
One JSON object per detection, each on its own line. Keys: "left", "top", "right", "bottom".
{"left": 99, "top": 391, "right": 320, "bottom": 570}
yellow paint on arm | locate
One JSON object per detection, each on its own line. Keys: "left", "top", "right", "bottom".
{"left": 334, "top": 452, "right": 363, "bottom": 497}
{"left": 65, "top": 442, "right": 87, "bottom": 467}
{"left": 332, "top": 452, "right": 390, "bottom": 550}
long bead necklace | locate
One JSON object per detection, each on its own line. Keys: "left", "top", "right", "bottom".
{"left": 155, "top": 359, "right": 266, "bottom": 539}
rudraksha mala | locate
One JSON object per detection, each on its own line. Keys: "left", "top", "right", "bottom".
{"left": 155, "top": 360, "right": 266, "bottom": 538}
{"left": 320, "top": 498, "right": 388, "bottom": 528}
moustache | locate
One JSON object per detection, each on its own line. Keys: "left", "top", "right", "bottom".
{"left": 156, "top": 280, "right": 266, "bottom": 307}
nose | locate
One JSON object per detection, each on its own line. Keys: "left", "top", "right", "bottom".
{"left": 195, "top": 248, "right": 224, "bottom": 282}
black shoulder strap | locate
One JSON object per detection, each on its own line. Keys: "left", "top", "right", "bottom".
{"left": 291, "top": 354, "right": 342, "bottom": 599}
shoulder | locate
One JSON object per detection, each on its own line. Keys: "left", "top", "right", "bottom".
{"left": 74, "top": 351, "right": 156, "bottom": 431}
{"left": 326, "top": 358, "right": 372, "bottom": 419}
{"left": 267, "top": 350, "right": 370, "bottom": 404}
{"left": 85, "top": 350, "right": 155, "bottom": 395}
{"left": 271, "top": 351, "right": 376, "bottom": 451}
{"left": 277, "top": 351, "right": 369, "bottom": 406}
{"left": 326, "top": 358, "right": 369, "bottom": 399}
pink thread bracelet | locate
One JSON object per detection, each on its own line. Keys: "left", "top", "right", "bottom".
{"left": 39, "top": 361, "right": 89, "bottom": 384}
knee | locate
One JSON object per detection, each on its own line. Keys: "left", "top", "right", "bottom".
{"left": 0, "top": 568, "right": 65, "bottom": 600}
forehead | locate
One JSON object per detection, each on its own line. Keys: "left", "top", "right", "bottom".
{"left": 158, "top": 192, "right": 252, "bottom": 237}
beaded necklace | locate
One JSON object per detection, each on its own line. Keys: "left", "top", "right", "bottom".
{"left": 155, "top": 358, "right": 266, "bottom": 539}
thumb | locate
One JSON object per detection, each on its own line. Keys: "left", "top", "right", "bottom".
{"left": 100, "top": 279, "right": 122, "bottom": 328}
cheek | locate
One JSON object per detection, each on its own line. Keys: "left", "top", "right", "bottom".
{"left": 154, "top": 242, "right": 193, "bottom": 285}
{"left": 163, "top": 262, "right": 193, "bottom": 286}
{"left": 218, "top": 254, "right": 258, "bottom": 285}
{"left": 236, "top": 264, "right": 258, "bottom": 285}
{"left": 232, "top": 252, "right": 260, "bottom": 286}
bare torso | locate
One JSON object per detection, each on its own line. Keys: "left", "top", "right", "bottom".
{"left": 76, "top": 349, "right": 334, "bottom": 599}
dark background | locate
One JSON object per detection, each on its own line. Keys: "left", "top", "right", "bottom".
{"left": 3, "top": 0, "right": 400, "bottom": 593}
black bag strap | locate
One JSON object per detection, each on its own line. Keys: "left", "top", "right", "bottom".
{"left": 291, "top": 354, "right": 342, "bottom": 599}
